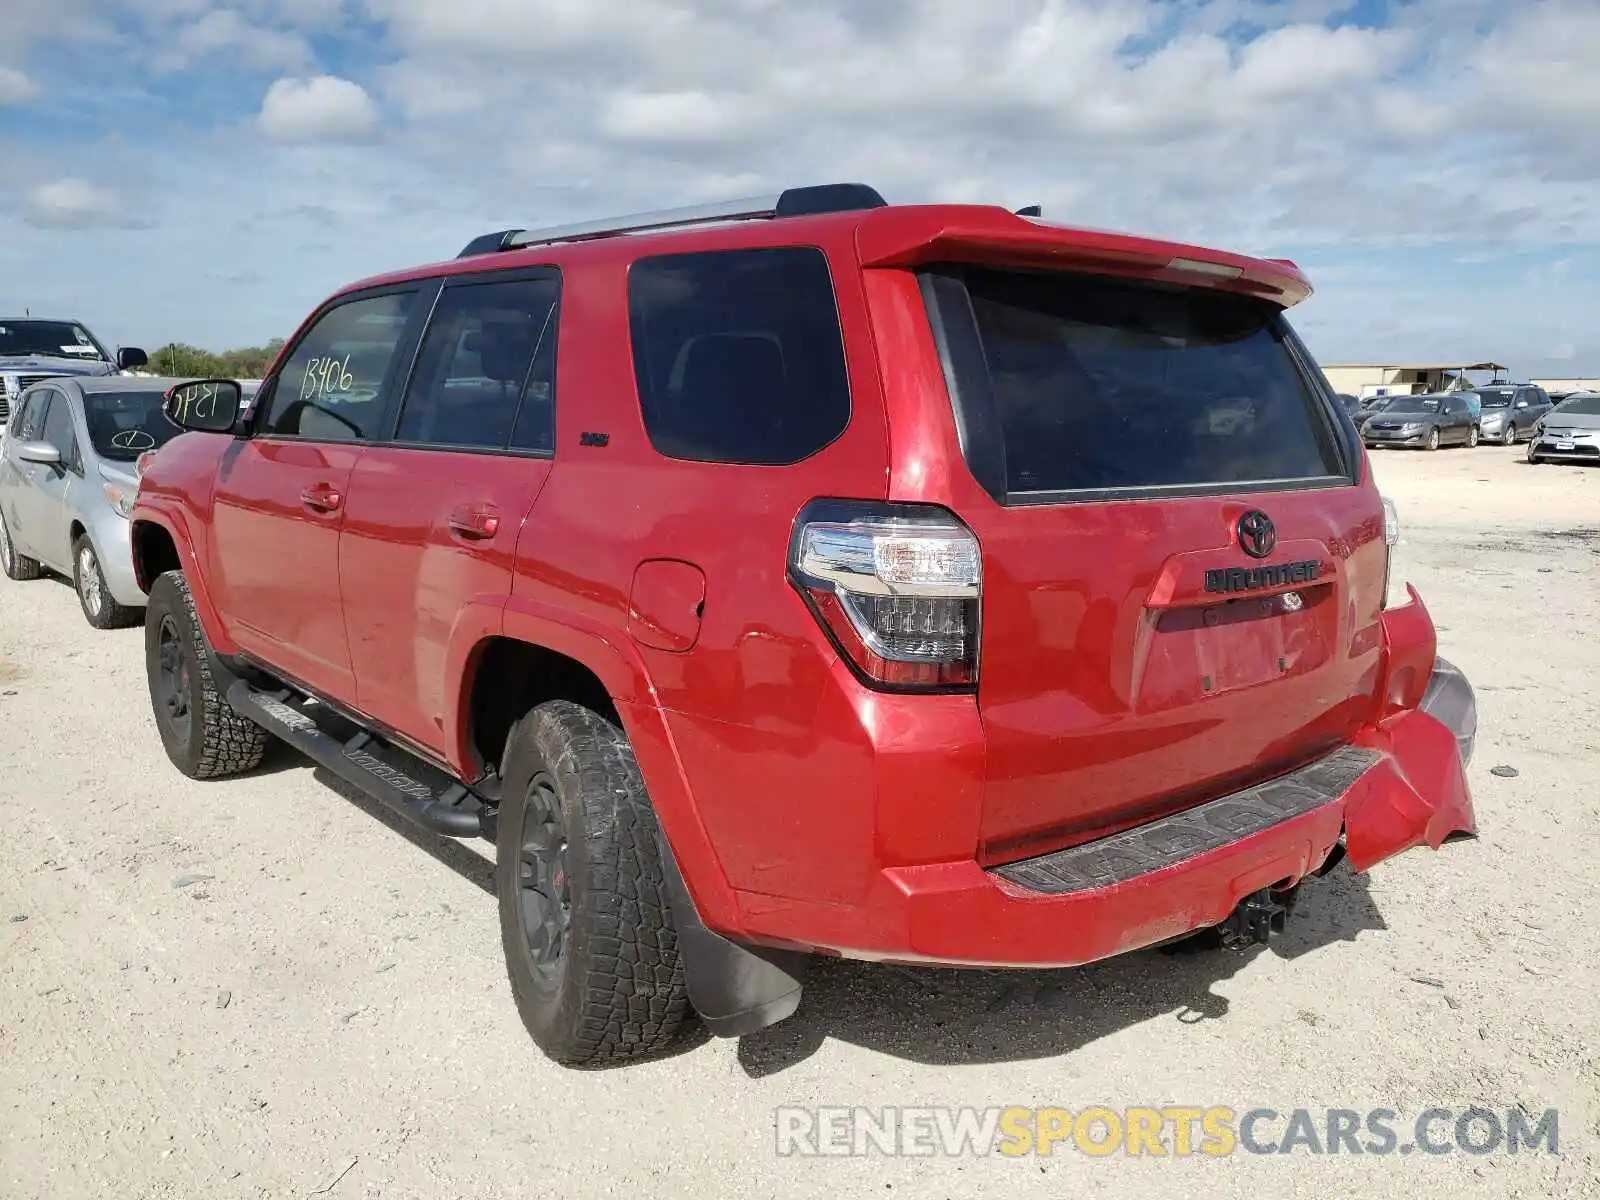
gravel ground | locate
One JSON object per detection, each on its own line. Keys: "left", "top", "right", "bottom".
{"left": 2, "top": 443, "right": 1597, "bottom": 1199}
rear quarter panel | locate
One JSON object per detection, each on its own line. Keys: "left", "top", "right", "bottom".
{"left": 506, "top": 232, "right": 896, "bottom": 909}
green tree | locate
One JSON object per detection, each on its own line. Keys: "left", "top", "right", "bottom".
{"left": 146, "top": 339, "right": 285, "bottom": 379}
{"left": 148, "top": 343, "right": 223, "bottom": 377}
{"left": 217, "top": 338, "right": 285, "bottom": 378}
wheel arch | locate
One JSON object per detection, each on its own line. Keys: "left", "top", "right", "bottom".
{"left": 456, "top": 600, "right": 745, "bottom": 936}
{"left": 128, "top": 512, "right": 234, "bottom": 654}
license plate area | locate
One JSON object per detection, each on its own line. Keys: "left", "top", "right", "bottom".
{"left": 1140, "top": 584, "right": 1334, "bottom": 709}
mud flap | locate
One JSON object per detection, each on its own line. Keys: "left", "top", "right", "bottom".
{"left": 653, "top": 830, "right": 808, "bottom": 1038}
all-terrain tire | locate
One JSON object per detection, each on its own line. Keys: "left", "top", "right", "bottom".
{"left": 0, "top": 511, "right": 41, "bottom": 581}
{"left": 495, "top": 700, "right": 691, "bottom": 1068}
{"left": 73, "top": 534, "right": 140, "bottom": 630}
{"left": 144, "top": 570, "right": 269, "bottom": 779}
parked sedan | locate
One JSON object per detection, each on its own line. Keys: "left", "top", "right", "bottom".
{"left": 1473, "top": 383, "right": 1552, "bottom": 445}
{"left": 0, "top": 376, "right": 194, "bottom": 627}
{"left": 1362, "top": 392, "right": 1479, "bottom": 450}
{"left": 1527, "top": 392, "right": 1600, "bottom": 465}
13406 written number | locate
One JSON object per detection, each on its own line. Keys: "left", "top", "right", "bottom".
{"left": 300, "top": 354, "right": 356, "bottom": 401}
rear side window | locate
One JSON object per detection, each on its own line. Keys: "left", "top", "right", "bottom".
{"left": 264, "top": 291, "right": 417, "bottom": 442}
{"left": 628, "top": 247, "right": 850, "bottom": 465}
{"left": 933, "top": 268, "right": 1344, "bottom": 499}
{"left": 395, "top": 275, "right": 560, "bottom": 452}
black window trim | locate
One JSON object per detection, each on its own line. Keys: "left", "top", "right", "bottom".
{"left": 626, "top": 243, "right": 853, "bottom": 468}
{"left": 250, "top": 280, "right": 438, "bottom": 447}
{"left": 917, "top": 263, "right": 1359, "bottom": 507}
{"left": 378, "top": 264, "right": 563, "bottom": 460}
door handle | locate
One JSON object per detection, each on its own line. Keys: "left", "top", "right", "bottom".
{"left": 300, "top": 483, "right": 343, "bottom": 513}
{"left": 447, "top": 503, "right": 500, "bottom": 540}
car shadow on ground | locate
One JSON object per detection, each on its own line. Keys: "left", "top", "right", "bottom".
{"left": 299, "top": 758, "right": 720, "bottom": 1063}
{"left": 304, "top": 759, "right": 498, "bottom": 896}
{"left": 278, "top": 751, "right": 1385, "bottom": 1074}
{"left": 734, "top": 862, "right": 1387, "bottom": 1077}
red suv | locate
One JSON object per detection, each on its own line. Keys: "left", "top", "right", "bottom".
{"left": 131, "top": 183, "right": 1479, "bottom": 1068}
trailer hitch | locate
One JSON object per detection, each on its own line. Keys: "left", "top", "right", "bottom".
{"left": 1217, "top": 884, "right": 1299, "bottom": 951}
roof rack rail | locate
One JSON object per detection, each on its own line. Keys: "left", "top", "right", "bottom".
{"left": 456, "top": 182, "right": 887, "bottom": 258}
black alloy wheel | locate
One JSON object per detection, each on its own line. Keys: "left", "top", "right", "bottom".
{"left": 516, "top": 772, "right": 572, "bottom": 983}
{"left": 153, "top": 613, "right": 194, "bottom": 746}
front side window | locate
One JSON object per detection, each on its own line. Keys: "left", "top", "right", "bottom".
{"left": 14, "top": 390, "right": 48, "bottom": 441}
{"left": 40, "top": 389, "right": 78, "bottom": 466}
{"left": 945, "top": 268, "right": 1343, "bottom": 497}
{"left": 83, "top": 390, "right": 185, "bottom": 461}
{"left": 263, "top": 292, "right": 418, "bottom": 441}
{"left": 628, "top": 247, "right": 851, "bottom": 465}
{"left": 394, "top": 275, "right": 560, "bottom": 452}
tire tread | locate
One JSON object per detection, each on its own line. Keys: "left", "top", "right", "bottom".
{"left": 73, "top": 534, "right": 140, "bottom": 630}
{"left": 147, "top": 570, "right": 269, "bottom": 779}
{"left": 0, "top": 514, "right": 42, "bottom": 581}
{"left": 499, "top": 701, "right": 690, "bottom": 1067}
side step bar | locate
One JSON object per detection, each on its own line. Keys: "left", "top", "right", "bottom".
{"left": 226, "top": 681, "right": 492, "bottom": 839}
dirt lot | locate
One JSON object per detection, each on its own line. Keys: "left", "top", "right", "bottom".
{"left": 2, "top": 444, "right": 1596, "bottom": 1199}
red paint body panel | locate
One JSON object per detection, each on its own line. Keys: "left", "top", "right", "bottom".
{"left": 210, "top": 439, "right": 362, "bottom": 698}
{"left": 339, "top": 446, "right": 552, "bottom": 756}
{"left": 728, "top": 673, "right": 1474, "bottom": 966}
{"left": 861, "top": 266, "right": 1388, "bottom": 865}
{"left": 129, "top": 431, "right": 235, "bottom": 652}
{"left": 628, "top": 560, "right": 707, "bottom": 653}
{"left": 128, "top": 197, "right": 1477, "bottom": 976}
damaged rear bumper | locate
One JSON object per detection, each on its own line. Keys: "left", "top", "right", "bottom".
{"left": 729, "top": 651, "right": 1478, "bottom": 971}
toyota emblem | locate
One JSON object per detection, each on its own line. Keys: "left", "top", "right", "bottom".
{"left": 1236, "top": 510, "right": 1276, "bottom": 559}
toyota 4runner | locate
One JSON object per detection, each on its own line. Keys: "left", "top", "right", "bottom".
{"left": 130, "top": 183, "right": 1479, "bottom": 1068}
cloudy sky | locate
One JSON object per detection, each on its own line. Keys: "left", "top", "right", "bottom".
{"left": 1, "top": 0, "right": 1596, "bottom": 376}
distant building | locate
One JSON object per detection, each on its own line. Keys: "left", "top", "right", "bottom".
{"left": 1321, "top": 361, "right": 1508, "bottom": 400}
{"left": 1530, "top": 377, "right": 1600, "bottom": 395}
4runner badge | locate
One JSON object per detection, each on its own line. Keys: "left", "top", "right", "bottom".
{"left": 1205, "top": 560, "right": 1322, "bottom": 595}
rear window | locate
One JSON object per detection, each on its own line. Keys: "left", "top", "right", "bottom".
{"left": 628, "top": 247, "right": 850, "bottom": 465}
{"left": 940, "top": 268, "right": 1344, "bottom": 498}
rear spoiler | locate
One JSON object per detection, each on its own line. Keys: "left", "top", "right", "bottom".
{"left": 854, "top": 207, "right": 1313, "bottom": 307}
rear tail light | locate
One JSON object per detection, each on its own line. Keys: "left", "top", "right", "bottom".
{"left": 789, "top": 500, "right": 981, "bottom": 691}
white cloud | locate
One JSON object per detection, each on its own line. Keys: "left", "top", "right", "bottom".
{"left": 258, "top": 75, "right": 379, "bottom": 141}
{"left": 0, "top": 67, "right": 39, "bottom": 104}
{"left": 161, "top": 10, "right": 313, "bottom": 71}
{"left": 24, "top": 178, "right": 131, "bottom": 229}
{"left": 0, "top": 0, "right": 1597, "bottom": 373}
